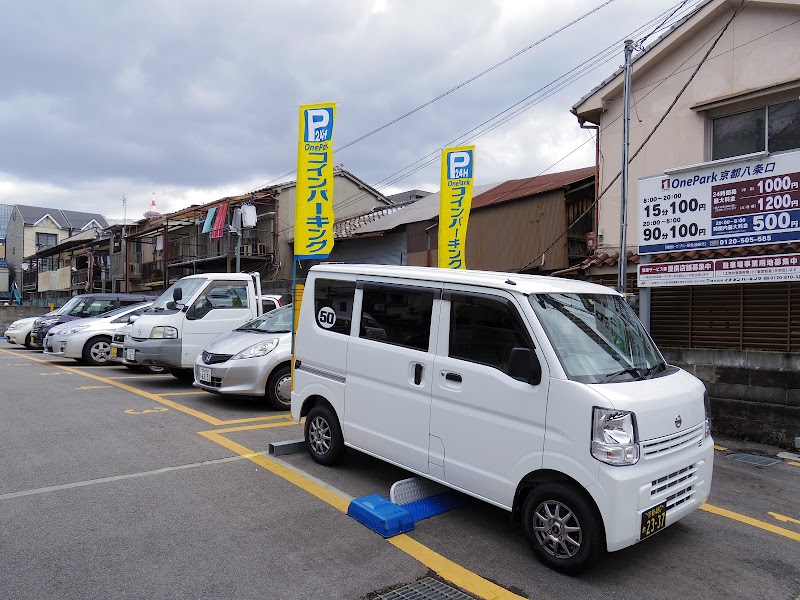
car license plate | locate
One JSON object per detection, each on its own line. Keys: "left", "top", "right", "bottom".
{"left": 199, "top": 367, "right": 212, "bottom": 383}
{"left": 110, "top": 347, "right": 117, "bottom": 358}
{"left": 125, "top": 348, "right": 136, "bottom": 361}
{"left": 640, "top": 501, "right": 667, "bottom": 540}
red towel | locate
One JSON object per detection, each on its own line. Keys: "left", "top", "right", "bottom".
{"left": 211, "top": 203, "right": 228, "bottom": 241}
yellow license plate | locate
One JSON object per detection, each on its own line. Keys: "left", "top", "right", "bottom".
{"left": 110, "top": 347, "right": 117, "bottom": 357}
{"left": 640, "top": 501, "right": 667, "bottom": 540}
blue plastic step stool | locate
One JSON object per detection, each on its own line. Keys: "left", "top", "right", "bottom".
{"left": 347, "top": 494, "right": 415, "bottom": 538}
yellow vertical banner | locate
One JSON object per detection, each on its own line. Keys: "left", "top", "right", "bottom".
{"left": 295, "top": 102, "right": 336, "bottom": 259}
{"left": 438, "top": 145, "right": 475, "bottom": 269}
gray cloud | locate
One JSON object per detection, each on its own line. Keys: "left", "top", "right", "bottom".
{"left": 0, "top": 0, "right": 684, "bottom": 218}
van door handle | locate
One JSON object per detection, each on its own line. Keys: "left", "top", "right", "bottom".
{"left": 414, "top": 363, "right": 424, "bottom": 385}
{"left": 445, "top": 372, "right": 462, "bottom": 383}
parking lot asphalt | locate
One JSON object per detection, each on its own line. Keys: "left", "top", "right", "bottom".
{"left": 1, "top": 342, "right": 799, "bottom": 600}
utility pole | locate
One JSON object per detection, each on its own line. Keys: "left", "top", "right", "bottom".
{"left": 122, "top": 195, "right": 128, "bottom": 292}
{"left": 617, "top": 39, "right": 634, "bottom": 294}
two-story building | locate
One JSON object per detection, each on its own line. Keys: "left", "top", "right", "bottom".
{"left": 570, "top": 0, "right": 800, "bottom": 445}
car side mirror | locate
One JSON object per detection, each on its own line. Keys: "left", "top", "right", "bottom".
{"left": 128, "top": 314, "right": 139, "bottom": 324}
{"left": 508, "top": 347, "right": 542, "bottom": 385}
{"left": 173, "top": 287, "right": 183, "bottom": 302}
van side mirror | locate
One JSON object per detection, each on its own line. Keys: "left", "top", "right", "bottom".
{"left": 508, "top": 347, "right": 542, "bottom": 385}
{"left": 173, "top": 287, "right": 183, "bottom": 302}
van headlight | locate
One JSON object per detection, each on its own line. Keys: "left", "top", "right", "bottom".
{"left": 703, "top": 390, "right": 711, "bottom": 438}
{"left": 591, "top": 407, "right": 640, "bottom": 466}
{"left": 232, "top": 339, "right": 278, "bottom": 360}
{"left": 151, "top": 326, "right": 179, "bottom": 339}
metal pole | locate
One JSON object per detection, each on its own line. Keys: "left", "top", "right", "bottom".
{"left": 617, "top": 39, "right": 634, "bottom": 293}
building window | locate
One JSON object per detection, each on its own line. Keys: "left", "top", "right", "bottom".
{"left": 36, "top": 233, "right": 58, "bottom": 249}
{"left": 712, "top": 99, "right": 800, "bottom": 160}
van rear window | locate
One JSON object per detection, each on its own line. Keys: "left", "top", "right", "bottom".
{"left": 314, "top": 278, "right": 356, "bottom": 335}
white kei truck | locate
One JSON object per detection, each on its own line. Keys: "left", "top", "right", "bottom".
{"left": 123, "top": 273, "right": 265, "bottom": 379}
{"left": 291, "top": 264, "right": 714, "bottom": 574}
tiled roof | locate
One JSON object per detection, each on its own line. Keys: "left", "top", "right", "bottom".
{"left": 471, "top": 167, "right": 595, "bottom": 210}
{"left": 14, "top": 205, "right": 108, "bottom": 229}
{"left": 555, "top": 242, "right": 800, "bottom": 275}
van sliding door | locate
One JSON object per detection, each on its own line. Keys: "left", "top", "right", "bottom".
{"left": 344, "top": 280, "right": 441, "bottom": 474}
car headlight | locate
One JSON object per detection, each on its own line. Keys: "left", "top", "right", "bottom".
{"left": 232, "top": 339, "right": 279, "bottom": 360}
{"left": 591, "top": 407, "right": 640, "bottom": 466}
{"left": 6, "top": 322, "right": 22, "bottom": 331}
{"left": 703, "top": 390, "right": 711, "bottom": 438}
{"left": 151, "top": 326, "right": 179, "bottom": 339}
{"left": 63, "top": 324, "right": 91, "bottom": 335}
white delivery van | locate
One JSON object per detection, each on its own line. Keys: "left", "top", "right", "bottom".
{"left": 124, "top": 272, "right": 263, "bottom": 378}
{"left": 291, "top": 265, "right": 713, "bottom": 573}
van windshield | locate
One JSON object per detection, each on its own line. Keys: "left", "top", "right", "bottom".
{"left": 147, "top": 278, "right": 208, "bottom": 312}
{"left": 529, "top": 293, "right": 665, "bottom": 384}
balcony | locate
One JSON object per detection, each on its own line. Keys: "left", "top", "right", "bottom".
{"left": 142, "top": 260, "right": 164, "bottom": 284}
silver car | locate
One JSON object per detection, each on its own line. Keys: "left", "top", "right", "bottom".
{"left": 44, "top": 303, "right": 152, "bottom": 365}
{"left": 193, "top": 304, "right": 292, "bottom": 409}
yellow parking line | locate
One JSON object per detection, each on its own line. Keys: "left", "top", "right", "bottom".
{"left": 203, "top": 421, "right": 296, "bottom": 435}
{"left": 199, "top": 430, "right": 524, "bottom": 600}
{"left": 768, "top": 512, "right": 800, "bottom": 526}
{"left": 788, "top": 461, "right": 800, "bottom": 468}
{"left": 0, "top": 348, "right": 288, "bottom": 427}
{"left": 701, "top": 504, "right": 800, "bottom": 541}
{"left": 714, "top": 445, "right": 727, "bottom": 451}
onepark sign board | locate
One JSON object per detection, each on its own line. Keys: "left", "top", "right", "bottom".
{"left": 638, "top": 149, "right": 800, "bottom": 255}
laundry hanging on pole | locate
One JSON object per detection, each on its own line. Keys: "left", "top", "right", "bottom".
{"left": 241, "top": 204, "right": 257, "bottom": 228}
{"left": 211, "top": 203, "right": 229, "bottom": 241}
{"left": 202, "top": 208, "right": 217, "bottom": 233}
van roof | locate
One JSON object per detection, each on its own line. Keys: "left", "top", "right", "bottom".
{"left": 180, "top": 273, "right": 254, "bottom": 281}
{"left": 308, "top": 264, "right": 619, "bottom": 296}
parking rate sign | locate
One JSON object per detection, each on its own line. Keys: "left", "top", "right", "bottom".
{"left": 295, "top": 103, "right": 336, "bottom": 260}
{"left": 438, "top": 146, "right": 475, "bottom": 269}
{"left": 638, "top": 148, "right": 800, "bottom": 255}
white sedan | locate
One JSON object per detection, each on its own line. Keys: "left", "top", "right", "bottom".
{"left": 43, "top": 303, "right": 152, "bottom": 365}
{"left": 3, "top": 311, "right": 57, "bottom": 348}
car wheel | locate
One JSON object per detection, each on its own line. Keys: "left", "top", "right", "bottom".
{"left": 169, "top": 368, "right": 194, "bottom": 381}
{"left": 305, "top": 404, "right": 345, "bottom": 466}
{"left": 265, "top": 364, "right": 291, "bottom": 410}
{"left": 522, "top": 482, "right": 604, "bottom": 574}
{"left": 82, "top": 336, "right": 113, "bottom": 366}
{"left": 24, "top": 333, "right": 34, "bottom": 349}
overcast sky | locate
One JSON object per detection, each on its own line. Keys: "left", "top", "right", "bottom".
{"left": 0, "top": 0, "right": 692, "bottom": 221}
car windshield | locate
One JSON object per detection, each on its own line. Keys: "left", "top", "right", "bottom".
{"left": 237, "top": 305, "right": 293, "bottom": 333}
{"left": 54, "top": 296, "right": 84, "bottom": 316}
{"left": 147, "top": 278, "right": 208, "bottom": 311}
{"left": 529, "top": 293, "right": 665, "bottom": 384}
{"left": 98, "top": 303, "right": 148, "bottom": 319}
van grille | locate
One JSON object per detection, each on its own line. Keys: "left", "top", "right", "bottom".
{"left": 650, "top": 463, "right": 698, "bottom": 512}
{"left": 641, "top": 422, "right": 704, "bottom": 458}
{"left": 202, "top": 351, "right": 232, "bottom": 365}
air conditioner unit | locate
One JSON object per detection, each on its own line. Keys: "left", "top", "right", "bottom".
{"left": 242, "top": 244, "right": 253, "bottom": 256}
{"left": 257, "top": 243, "right": 268, "bottom": 255}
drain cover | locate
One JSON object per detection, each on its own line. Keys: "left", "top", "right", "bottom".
{"left": 374, "top": 577, "right": 474, "bottom": 600}
{"left": 728, "top": 453, "right": 781, "bottom": 467}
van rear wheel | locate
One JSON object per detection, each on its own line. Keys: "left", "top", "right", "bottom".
{"left": 522, "top": 482, "right": 604, "bottom": 574}
{"left": 305, "top": 405, "right": 344, "bottom": 466}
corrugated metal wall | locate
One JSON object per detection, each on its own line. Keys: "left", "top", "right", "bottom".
{"left": 465, "top": 189, "right": 568, "bottom": 272}
{"left": 650, "top": 282, "right": 800, "bottom": 352}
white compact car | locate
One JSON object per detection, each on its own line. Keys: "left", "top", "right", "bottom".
{"left": 193, "top": 304, "right": 292, "bottom": 409}
{"left": 4, "top": 311, "right": 57, "bottom": 348}
{"left": 44, "top": 303, "right": 152, "bottom": 365}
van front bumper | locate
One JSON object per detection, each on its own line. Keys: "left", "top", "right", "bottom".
{"left": 589, "top": 434, "right": 714, "bottom": 552}
{"left": 123, "top": 338, "right": 183, "bottom": 369}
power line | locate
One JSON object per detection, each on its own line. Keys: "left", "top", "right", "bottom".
{"left": 516, "top": 0, "right": 749, "bottom": 273}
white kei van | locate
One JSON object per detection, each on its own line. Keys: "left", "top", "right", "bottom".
{"left": 124, "top": 272, "right": 263, "bottom": 378}
{"left": 290, "top": 265, "right": 714, "bottom": 573}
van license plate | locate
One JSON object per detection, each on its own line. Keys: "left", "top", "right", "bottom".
{"left": 125, "top": 348, "right": 136, "bottom": 361}
{"left": 640, "top": 501, "right": 667, "bottom": 540}
{"left": 199, "top": 367, "right": 212, "bottom": 383}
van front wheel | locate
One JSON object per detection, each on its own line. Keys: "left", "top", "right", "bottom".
{"left": 305, "top": 405, "right": 344, "bottom": 466}
{"left": 522, "top": 482, "right": 604, "bottom": 574}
